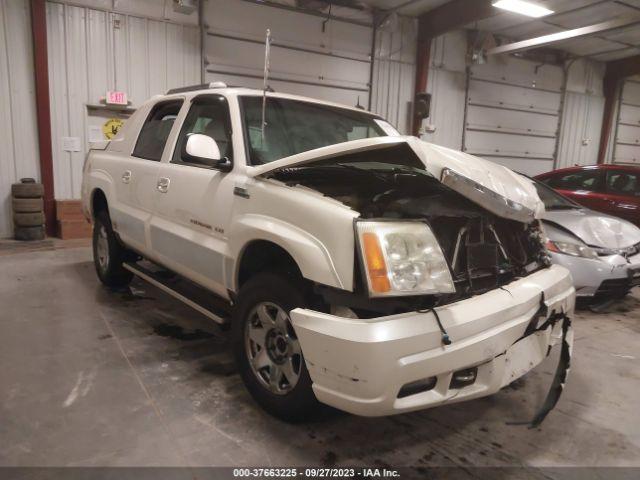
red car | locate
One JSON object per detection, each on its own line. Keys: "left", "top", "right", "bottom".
{"left": 535, "top": 164, "right": 640, "bottom": 227}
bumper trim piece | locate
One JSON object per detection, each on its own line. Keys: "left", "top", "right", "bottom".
{"left": 291, "top": 265, "right": 575, "bottom": 417}
{"left": 507, "top": 312, "right": 573, "bottom": 428}
{"left": 529, "top": 313, "right": 572, "bottom": 428}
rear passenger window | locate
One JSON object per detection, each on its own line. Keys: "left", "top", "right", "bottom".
{"left": 133, "top": 100, "right": 183, "bottom": 161}
{"left": 606, "top": 171, "right": 639, "bottom": 195}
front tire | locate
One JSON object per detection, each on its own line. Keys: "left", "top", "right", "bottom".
{"left": 232, "top": 273, "right": 320, "bottom": 421}
{"left": 92, "top": 210, "right": 133, "bottom": 288}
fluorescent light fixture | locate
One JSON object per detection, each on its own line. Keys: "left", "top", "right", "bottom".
{"left": 492, "top": 0, "right": 554, "bottom": 17}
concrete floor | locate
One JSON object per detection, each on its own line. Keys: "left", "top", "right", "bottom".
{"left": 1, "top": 241, "right": 639, "bottom": 472}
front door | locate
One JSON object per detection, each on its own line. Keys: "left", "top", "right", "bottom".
{"left": 149, "top": 94, "right": 236, "bottom": 298}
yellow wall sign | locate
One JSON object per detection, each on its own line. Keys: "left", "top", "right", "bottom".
{"left": 102, "top": 118, "right": 124, "bottom": 139}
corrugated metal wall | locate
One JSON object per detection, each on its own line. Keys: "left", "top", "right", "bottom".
{"left": 421, "top": 30, "right": 467, "bottom": 150}
{"left": 556, "top": 59, "right": 605, "bottom": 169}
{"left": 0, "top": 0, "right": 40, "bottom": 238}
{"left": 46, "top": 1, "right": 200, "bottom": 200}
{"left": 370, "top": 15, "right": 416, "bottom": 134}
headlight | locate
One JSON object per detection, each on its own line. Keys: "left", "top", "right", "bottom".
{"left": 593, "top": 245, "right": 638, "bottom": 257}
{"left": 356, "top": 221, "right": 455, "bottom": 297}
{"left": 546, "top": 240, "right": 598, "bottom": 259}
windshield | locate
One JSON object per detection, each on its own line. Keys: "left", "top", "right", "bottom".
{"left": 240, "top": 96, "right": 389, "bottom": 165}
{"left": 533, "top": 179, "right": 581, "bottom": 210}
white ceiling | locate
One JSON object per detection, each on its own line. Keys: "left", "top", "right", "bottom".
{"left": 363, "top": 0, "right": 640, "bottom": 60}
{"left": 360, "top": 0, "right": 450, "bottom": 16}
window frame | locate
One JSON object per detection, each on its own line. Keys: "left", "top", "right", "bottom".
{"left": 170, "top": 94, "right": 234, "bottom": 169}
{"left": 132, "top": 99, "right": 184, "bottom": 162}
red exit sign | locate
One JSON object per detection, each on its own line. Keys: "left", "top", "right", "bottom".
{"left": 106, "top": 90, "right": 128, "bottom": 106}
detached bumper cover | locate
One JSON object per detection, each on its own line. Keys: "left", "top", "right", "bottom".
{"left": 291, "top": 265, "right": 575, "bottom": 417}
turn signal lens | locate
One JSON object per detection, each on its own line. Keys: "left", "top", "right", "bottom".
{"left": 546, "top": 240, "right": 559, "bottom": 253}
{"left": 362, "top": 232, "right": 391, "bottom": 293}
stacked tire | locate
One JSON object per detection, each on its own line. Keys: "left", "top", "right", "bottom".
{"left": 11, "top": 178, "right": 45, "bottom": 241}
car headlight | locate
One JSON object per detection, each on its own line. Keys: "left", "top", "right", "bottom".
{"left": 593, "top": 245, "right": 638, "bottom": 257}
{"left": 546, "top": 240, "right": 598, "bottom": 259}
{"left": 356, "top": 221, "right": 455, "bottom": 297}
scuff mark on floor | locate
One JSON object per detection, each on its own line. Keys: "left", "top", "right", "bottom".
{"left": 63, "top": 369, "right": 97, "bottom": 407}
{"left": 610, "top": 353, "right": 635, "bottom": 360}
{"left": 63, "top": 371, "right": 85, "bottom": 408}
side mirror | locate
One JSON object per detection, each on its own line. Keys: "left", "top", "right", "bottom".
{"left": 184, "top": 133, "right": 221, "bottom": 164}
{"left": 183, "top": 134, "right": 233, "bottom": 172}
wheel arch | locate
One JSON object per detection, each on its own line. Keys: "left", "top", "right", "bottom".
{"left": 227, "top": 215, "right": 346, "bottom": 293}
{"left": 235, "top": 240, "right": 303, "bottom": 291}
{"left": 91, "top": 188, "right": 109, "bottom": 219}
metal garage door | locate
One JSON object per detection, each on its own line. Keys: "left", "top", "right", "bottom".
{"left": 613, "top": 78, "right": 640, "bottom": 165}
{"left": 462, "top": 57, "right": 564, "bottom": 176}
{"left": 203, "top": 0, "right": 373, "bottom": 108}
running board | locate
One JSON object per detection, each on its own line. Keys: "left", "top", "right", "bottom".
{"left": 123, "top": 261, "right": 230, "bottom": 325}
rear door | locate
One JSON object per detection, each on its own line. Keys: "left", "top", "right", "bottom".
{"left": 149, "top": 94, "right": 236, "bottom": 298}
{"left": 115, "top": 99, "right": 184, "bottom": 253}
{"left": 604, "top": 169, "right": 640, "bottom": 225}
{"left": 544, "top": 169, "right": 608, "bottom": 213}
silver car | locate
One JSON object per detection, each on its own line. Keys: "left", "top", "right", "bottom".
{"left": 533, "top": 180, "right": 640, "bottom": 299}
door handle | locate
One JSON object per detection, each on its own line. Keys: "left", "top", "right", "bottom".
{"left": 122, "top": 170, "right": 132, "bottom": 184}
{"left": 157, "top": 177, "right": 170, "bottom": 193}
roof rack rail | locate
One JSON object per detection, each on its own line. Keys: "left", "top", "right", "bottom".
{"left": 166, "top": 81, "right": 228, "bottom": 95}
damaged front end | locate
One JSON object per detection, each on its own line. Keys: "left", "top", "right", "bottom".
{"left": 267, "top": 140, "right": 551, "bottom": 316}
{"left": 261, "top": 137, "right": 575, "bottom": 422}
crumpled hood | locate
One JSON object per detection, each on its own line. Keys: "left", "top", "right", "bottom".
{"left": 251, "top": 136, "right": 544, "bottom": 222}
{"left": 404, "top": 137, "right": 544, "bottom": 221}
{"left": 544, "top": 209, "right": 640, "bottom": 248}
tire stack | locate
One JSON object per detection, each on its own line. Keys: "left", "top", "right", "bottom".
{"left": 11, "top": 178, "right": 45, "bottom": 241}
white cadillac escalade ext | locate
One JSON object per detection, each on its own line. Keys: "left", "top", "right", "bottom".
{"left": 82, "top": 83, "right": 576, "bottom": 422}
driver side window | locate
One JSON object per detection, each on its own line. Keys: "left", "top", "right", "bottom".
{"left": 172, "top": 95, "right": 232, "bottom": 167}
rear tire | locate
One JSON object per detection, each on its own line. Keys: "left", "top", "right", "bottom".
{"left": 12, "top": 197, "right": 43, "bottom": 213}
{"left": 13, "top": 212, "right": 44, "bottom": 227}
{"left": 14, "top": 226, "right": 45, "bottom": 241}
{"left": 11, "top": 183, "right": 44, "bottom": 198}
{"left": 232, "top": 273, "right": 320, "bottom": 422}
{"left": 92, "top": 210, "right": 133, "bottom": 288}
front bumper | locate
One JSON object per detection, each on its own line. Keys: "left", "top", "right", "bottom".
{"left": 291, "top": 265, "right": 575, "bottom": 417}
{"left": 549, "top": 251, "right": 640, "bottom": 297}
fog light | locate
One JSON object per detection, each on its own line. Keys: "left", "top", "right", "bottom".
{"left": 450, "top": 367, "right": 477, "bottom": 389}
{"left": 398, "top": 377, "right": 437, "bottom": 398}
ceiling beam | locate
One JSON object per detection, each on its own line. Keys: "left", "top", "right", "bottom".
{"left": 606, "top": 54, "right": 640, "bottom": 78}
{"left": 487, "top": 17, "right": 640, "bottom": 56}
{"left": 418, "top": 0, "right": 495, "bottom": 40}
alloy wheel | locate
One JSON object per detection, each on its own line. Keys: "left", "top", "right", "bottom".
{"left": 245, "top": 302, "right": 302, "bottom": 395}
